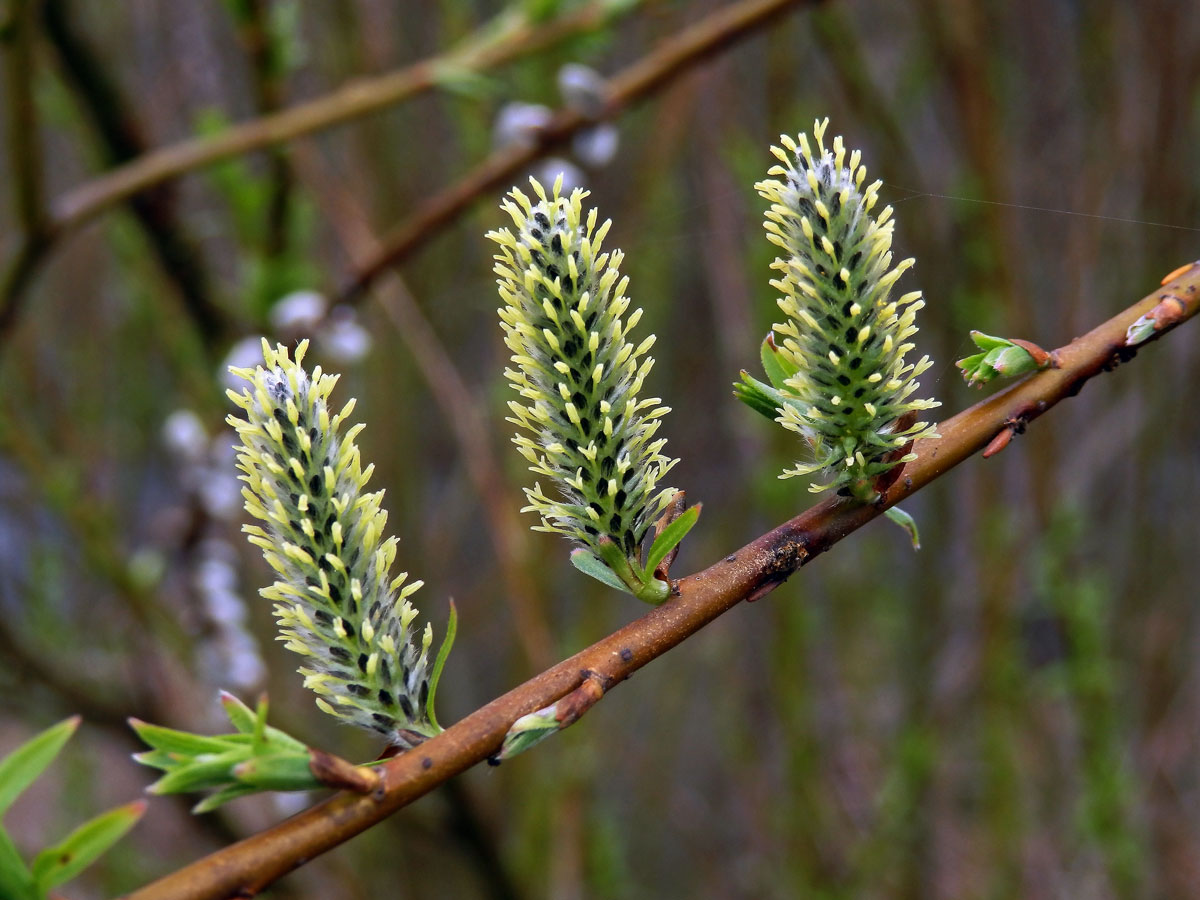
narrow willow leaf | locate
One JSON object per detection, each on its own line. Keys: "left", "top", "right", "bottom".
{"left": 733, "top": 371, "right": 791, "bottom": 422}
{"left": 191, "top": 785, "right": 260, "bottom": 815}
{"left": 0, "top": 717, "right": 80, "bottom": 819}
{"left": 229, "top": 754, "right": 321, "bottom": 792}
{"left": 883, "top": 506, "right": 921, "bottom": 550}
{"left": 426, "top": 602, "right": 458, "bottom": 731}
{"left": 30, "top": 800, "right": 146, "bottom": 892}
{"left": 760, "top": 332, "right": 799, "bottom": 390}
{"left": 644, "top": 504, "right": 701, "bottom": 576}
{"left": 0, "top": 828, "right": 35, "bottom": 900}
{"left": 569, "top": 549, "right": 633, "bottom": 594}
{"left": 127, "top": 720, "right": 234, "bottom": 757}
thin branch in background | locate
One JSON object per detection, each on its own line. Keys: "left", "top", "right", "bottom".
{"left": 120, "top": 264, "right": 1200, "bottom": 900}
{"left": 0, "top": 1, "right": 633, "bottom": 350}
{"left": 292, "top": 146, "right": 555, "bottom": 670}
{"left": 39, "top": 0, "right": 226, "bottom": 348}
{"left": 0, "top": 0, "right": 52, "bottom": 352}
{"left": 2, "top": 0, "right": 44, "bottom": 234}
{"left": 337, "top": 0, "right": 818, "bottom": 304}
{"left": 48, "top": 1, "right": 628, "bottom": 234}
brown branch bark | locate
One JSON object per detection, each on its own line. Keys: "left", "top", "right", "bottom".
{"left": 338, "top": 0, "right": 818, "bottom": 303}
{"left": 120, "top": 265, "right": 1200, "bottom": 900}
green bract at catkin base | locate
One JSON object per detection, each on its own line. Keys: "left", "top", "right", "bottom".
{"left": 740, "top": 118, "right": 939, "bottom": 504}
{"left": 227, "top": 339, "right": 454, "bottom": 749}
{"left": 489, "top": 177, "right": 695, "bottom": 604}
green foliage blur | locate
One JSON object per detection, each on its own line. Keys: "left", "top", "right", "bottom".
{"left": 1, "top": 1, "right": 1198, "bottom": 898}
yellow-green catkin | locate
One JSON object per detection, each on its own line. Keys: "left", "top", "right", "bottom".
{"left": 758, "top": 118, "right": 939, "bottom": 499}
{"left": 489, "top": 177, "right": 678, "bottom": 563}
{"left": 226, "top": 339, "right": 438, "bottom": 748}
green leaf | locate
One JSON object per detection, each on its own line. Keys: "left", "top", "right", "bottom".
{"left": 967, "top": 330, "right": 1011, "bottom": 351}
{"left": 644, "top": 504, "right": 701, "bottom": 576}
{"left": 426, "top": 601, "right": 458, "bottom": 731}
{"left": 884, "top": 506, "right": 922, "bottom": 550}
{"left": 569, "top": 549, "right": 632, "bottom": 594}
{"left": 191, "top": 784, "right": 260, "bottom": 814}
{"left": 760, "top": 332, "right": 799, "bottom": 389}
{"left": 229, "top": 753, "right": 319, "bottom": 792}
{"left": 31, "top": 800, "right": 145, "bottom": 892}
{"left": 219, "top": 692, "right": 257, "bottom": 734}
{"left": 0, "top": 827, "right": 35, "bottom": 900}
{"left": 496, "top": 705, "right": 560, "bottom": 762}
{"left": 733, "top": 372, "right": 789, "bottom": 422}
{"left": 127, "top": 720, "right": 235, "bottom": 757}
{"left": 0, "top": 717, "right": 80, "bottom": 819}
{"left": 145, "top": 750, "right": 249, "bottom": 794}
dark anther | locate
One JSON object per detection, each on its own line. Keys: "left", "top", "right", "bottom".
{"left": 837, "top": 374, "right": 851, "bottom": 386}
{"left": 530, "top": 227, "right": 543, "bottom": 240}
{"left": 849, "top": 356, "right": 863, "bottom": 370}
{"left": 329, "top": 645, "right": 351, "bottom": 661}
{"left": 844, "top": 327, "right": 858, "bottom": 344}
{"left": 399, "top": 696, "right": 415, "bottom": 718}
{"left": 547, "top": 264, "right": 561, "bottom": 280}
{"left": 615, "top": 488, "right": 627, "bottom": 508}
{"left": 347, "top": 683, "right": 370, "bottom": 696}
{"left": 309, "top": 473, "right": 322, "bottom": 494}
{"left": 357, "top": 653, "right": 369, "bottom": 673}
{"left": 372, "top": 713, "right": 395, "bottom": 728}
{"left": 551, "top": 233, "right": 564, "bottom": 254}
{"left": 534, "top": 211, "right": 550, "bottom": 229}
{"left": 377, "top": 689, "right": 394, "bottom": 706}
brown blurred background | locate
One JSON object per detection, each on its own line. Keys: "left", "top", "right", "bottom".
{"left": 1, "top": 1, "right": 1198, "bottom": 897}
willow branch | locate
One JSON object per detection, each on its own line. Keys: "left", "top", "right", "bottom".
{"left": 47, "top": 2, "right": 626, "bottom": 238}
{"left": 339, "top": 0, "right": 816, "bottom": 303}
{"left": 121, "top": 263, "right": 1200, "bottom": 900}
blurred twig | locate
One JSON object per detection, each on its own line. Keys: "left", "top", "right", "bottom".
{"left": 121, "top": 264, "right": 1200, "bottom": 900}
{"left": 49, "top": 2, "right": 626, "bottom": 234}
{"left": 337, "top": 0, "right": 819, "bottom": 304}
{"left": 0, "top": 0, "right": 53, "bottom": 351}
{"left": 0, "top": 2, "right": 631, "bottom": 347}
